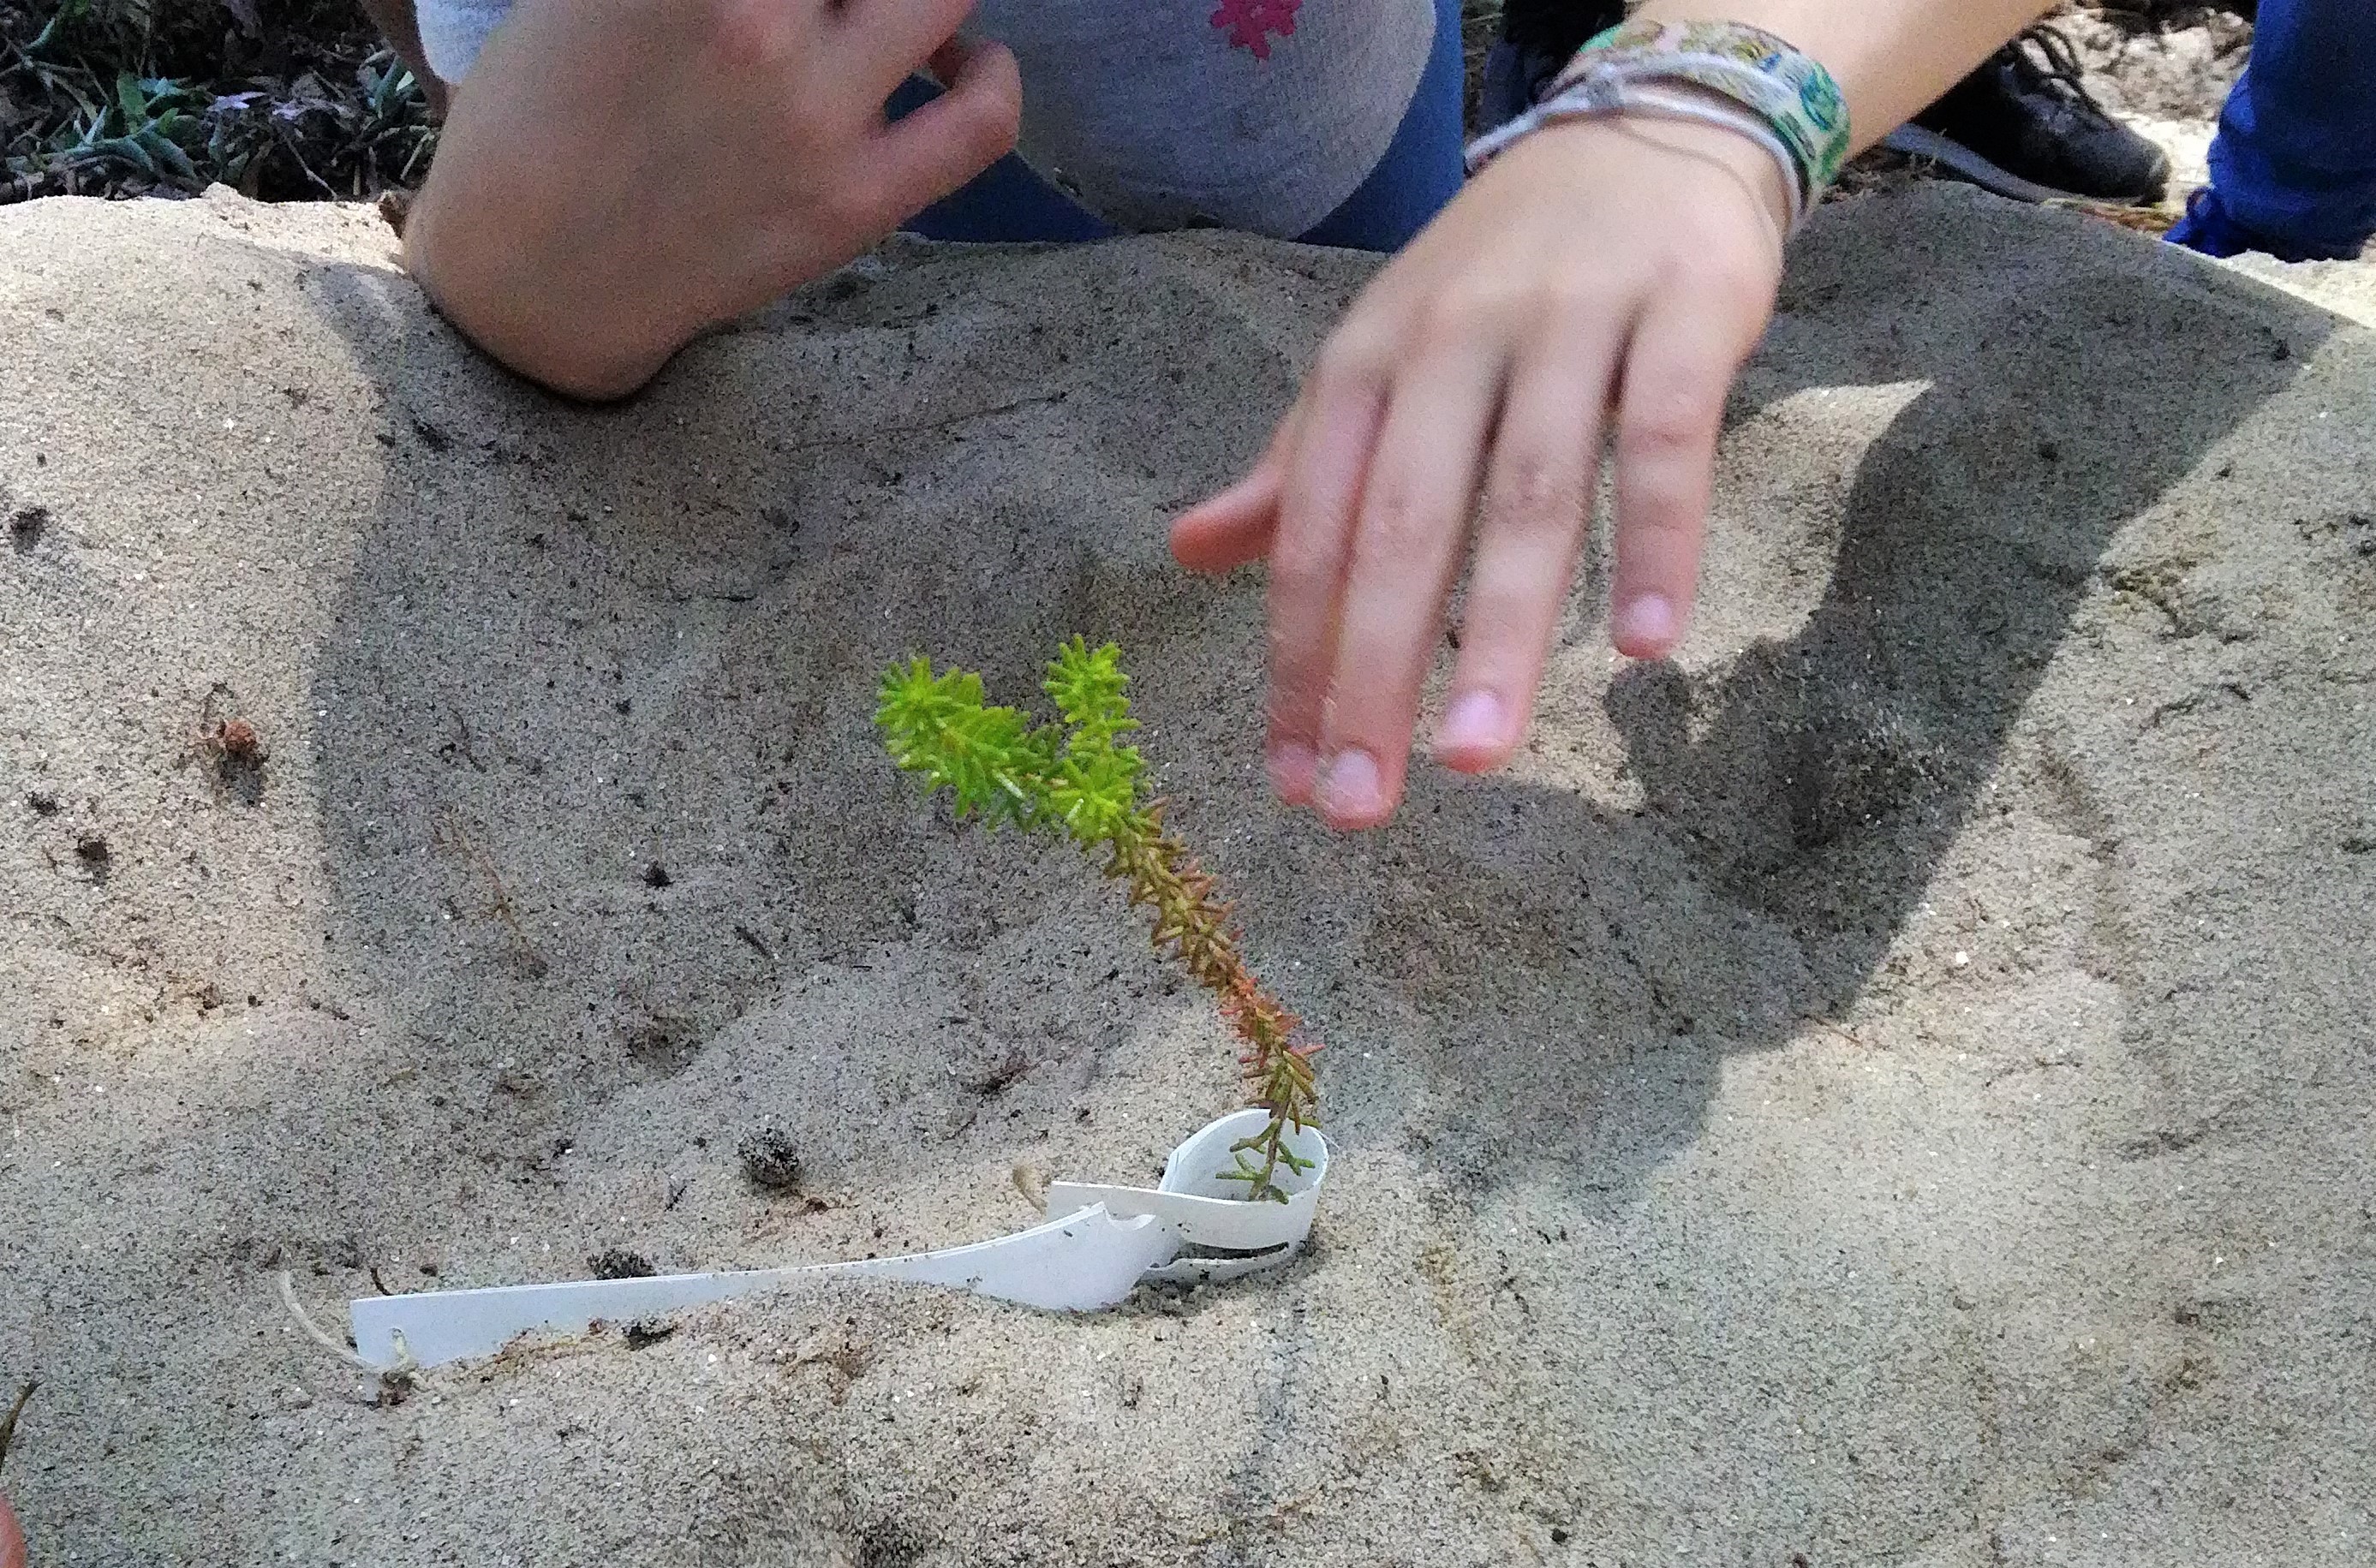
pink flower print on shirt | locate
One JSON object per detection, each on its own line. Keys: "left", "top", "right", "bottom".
{"left": 1210, "top": 0, "right": 1302, "bottom": 59}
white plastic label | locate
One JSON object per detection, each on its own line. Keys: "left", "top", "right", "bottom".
{"left": 348, "top": 1110, "right": 1328, "bottom": 1370}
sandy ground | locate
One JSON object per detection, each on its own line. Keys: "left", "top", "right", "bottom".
{"left": 4, "top": 181, "right": 2375, "bottom": 1565}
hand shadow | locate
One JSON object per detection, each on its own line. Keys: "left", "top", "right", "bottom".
{"left": 1342, "top": 188, "right": 2326, "bottom": 1196}
{"left": 285, "top": 187, "right": 2328, "bottom": 1217}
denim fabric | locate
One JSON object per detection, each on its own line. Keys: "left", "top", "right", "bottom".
{"left": 1294, "top": 0, "right": 1466, "bottom": 250}
{"left": 2175, "top": 0, "right": 2376, "bottom": 261}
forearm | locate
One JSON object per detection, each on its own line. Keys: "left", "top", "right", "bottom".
{"left": 1633, "top": 0, "right": 2057, "bottom": 152}
{"left": 391, "top": 2, "right": 1018, "bottom": 402}
{"left": 392, "top": 0, "right": 759, "bottom": 402}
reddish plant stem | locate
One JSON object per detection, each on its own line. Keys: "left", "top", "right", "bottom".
{"left": 1101, "top": 803, "right": 1320, "bottom": 1197}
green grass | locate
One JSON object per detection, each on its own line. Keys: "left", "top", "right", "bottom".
{"left": 2, "top": 0, "right": 434, "bottom": 202}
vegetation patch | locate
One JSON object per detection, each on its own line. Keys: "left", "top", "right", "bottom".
{"left": 2, "top": 0, "right": 434, "bottom": 202}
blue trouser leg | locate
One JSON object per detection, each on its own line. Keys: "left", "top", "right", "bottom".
{"left": 1293, "top": 0, "right": 1467, "bottom": 250}
{"left": 2200, "top": 0, "right": 2376, "bottom": 260}
{"left": 882, "top": 76, "right": 1118, "bottom": 243}
{"left": 888, "top": 0, "right": 1466, "bottom": 253}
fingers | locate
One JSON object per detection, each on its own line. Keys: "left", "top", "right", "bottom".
{"left": 845, "top": 36, "right": 1021, "bottom": 235}
{"left": 1434, "top": 325, "right": 1618, "bottom": 773}
{"left": 1262, "top": 359, "right": 1388, "bottom": 805}
{"left": 1171, "top": 409, "right": 1296, "bottom": 574}
{"left": 1307, "top": 344, "right": 1506, "bottom": 828}
{"left": 1605, "top": 275, "right": 1768, "bottom": 659}
{"left": 1260, "top": 271, "right": 1759, "bottom": 823}
{"left": 839, "top": 0, "right": 983, "bottom": 97}
{"left": 1169, "top": 461, "right": 1281, "bottom": 572}
{"left": 922, "top": 36, "right": 978, "bottom": 90}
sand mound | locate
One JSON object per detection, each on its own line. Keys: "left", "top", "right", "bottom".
{"left": 3, "top": 184, "right": 2373, "bottom": 1564}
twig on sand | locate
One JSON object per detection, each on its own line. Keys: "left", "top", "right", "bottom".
{"left": 777, "top": 389, "right": 1071, "bottom": 453}
{"left": 278, "top": 1271, "right": 385, "bottom": 1370}
{"left": 1010, "top": 1163, "right": 1050, "bottom": 1215}
{"left": 1800, "top": 1015, "right": 1868, "bottom": 1048}
{"left": 0, "top": 1382, "right": 33, "bottom": 1470}
{"left": 278, "top": 1272, "right": 421, "bottom": 1399}
{"left": 433, "top": 812, "right": 551, "bottom": 978}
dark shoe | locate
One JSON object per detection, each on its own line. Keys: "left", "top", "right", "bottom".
{"left": 1906, "top": 25, "right": 2170, "bottom": 205}
{"left": 1478, "top": 0, "right": 1627, "bottom": 133}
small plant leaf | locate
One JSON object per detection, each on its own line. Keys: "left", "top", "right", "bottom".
{"left": 878, "top": 641, "right": 1322, "bottom": 1201}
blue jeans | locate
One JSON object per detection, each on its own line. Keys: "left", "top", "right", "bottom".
{"left": 887, "top": 0, "right": 1466, "bottom": 253}
{"left": 2187, "top": 0, "right": 2376, "bottom": 260}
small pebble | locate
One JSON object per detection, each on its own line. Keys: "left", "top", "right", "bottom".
{"left": 737, "top": 1128, "right": 802, "bottom": 1191}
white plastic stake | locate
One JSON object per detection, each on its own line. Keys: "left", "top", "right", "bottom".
{"left": 348, "top": 1109, "right": 1327, "bottom": 1369}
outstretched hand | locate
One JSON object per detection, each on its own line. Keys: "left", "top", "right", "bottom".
{"left": 403, "top": 0, "right": 1021, "bottom": 398}
{"left": 2, "top": 1490, "right": 21, "bottom": 1568}
{"left": 1172, "top": 116, "right": 1792, "bottom": 829}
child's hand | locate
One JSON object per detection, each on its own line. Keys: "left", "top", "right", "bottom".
{"left": 1172, "top": 116, "right": 1790, "bottom": 829}
{"left": 402, "top": 0, "right": 1020, "bottom": 399}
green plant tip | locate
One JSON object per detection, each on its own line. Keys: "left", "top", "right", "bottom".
{"left": 877, "top": 640, "right": 1322, "bottom": 1200}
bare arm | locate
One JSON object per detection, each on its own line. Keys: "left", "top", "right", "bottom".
{"left": 1641, "top": 0, "right": 2057, "bottom": 150}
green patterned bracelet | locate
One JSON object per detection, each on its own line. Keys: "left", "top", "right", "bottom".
{"left": 1466, "top": 18, "right": 1853, "bottom": 230}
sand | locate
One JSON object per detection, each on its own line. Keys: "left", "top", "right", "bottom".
{"left": 3, "top": 182, "right": 2374, "bottom": 1565}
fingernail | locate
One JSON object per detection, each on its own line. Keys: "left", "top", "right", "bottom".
{"left": 1316, "top": 748, "right": 1382, "bottom": 822}
{"left": 1436, "top": 691, "right": 1507, "bottom": 756}
{"left": 1268, "top": 742, "right": 1319, "bottom": 801}
{"left": 1615, "top": 593, "right": 1680, "bottom": 653}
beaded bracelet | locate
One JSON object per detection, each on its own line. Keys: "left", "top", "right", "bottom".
{"left": 1466, "top": 19, "right": 1853, "bottom": 233}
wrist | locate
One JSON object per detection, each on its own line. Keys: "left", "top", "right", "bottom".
{"left": 402, "top": 168, "right": 695, "bottom": 402}
{"left": 1597, "top": 112, "right": 1797, "bottom": 240}
{"left": 1496, "top": 112, "right": 1795, "bottom": 249}
{"left": 1469, "top": 17, "right": 1849, "bottom": 235}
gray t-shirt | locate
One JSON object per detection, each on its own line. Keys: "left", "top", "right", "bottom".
{"left": 415, "top": 0, "right": 1436, "bottom": 237}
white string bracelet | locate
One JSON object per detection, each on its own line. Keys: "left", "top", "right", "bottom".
{"left": 1466, "top": 20, "right": 1854, "bottom": 236}
{"left": 1467, "top": 76, "right": 1811, "bottom": 231}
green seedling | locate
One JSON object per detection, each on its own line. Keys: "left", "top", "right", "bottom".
{"left": 877, "top": 639, "right": 1321, "bottom": 1201}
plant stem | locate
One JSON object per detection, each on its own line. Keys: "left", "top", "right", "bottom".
{"left": 1102, "top": 805, "right": 1319, "bottom": 1202}
{"left": 876, "top": 642, "right": 1322, "bottom": 1200}
{"left": 0, "top": 1381, "right": 33, "bottom": 1472}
